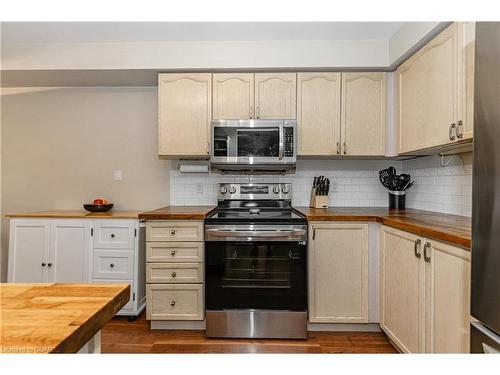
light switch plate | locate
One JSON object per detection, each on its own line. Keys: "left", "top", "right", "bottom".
{"left": 113, "top": 169, "right": 122, "bottom": 181}
{"left": 196, "top": 184, "right": 203, "bottom": 194}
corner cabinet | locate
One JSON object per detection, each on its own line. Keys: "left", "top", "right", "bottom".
{"left": 308, "top": 222, "right": 369, "bottom": 323}
{"left": 397, "top": 22, "right": 475, "bottom": 154}
{"left": 380, "top": 226, "right": 471, "bottom": 353}
{"left": 158, "top": 73, "right": 212, "bottom": 158}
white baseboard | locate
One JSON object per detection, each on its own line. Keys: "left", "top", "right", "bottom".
{"left": 307, "top": 323, "right": 381, "bottom": 332}
{"left": 150, "top": 320, "right": 206, "bottom": 330}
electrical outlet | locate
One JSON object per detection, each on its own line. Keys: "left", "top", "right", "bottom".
{"left": 113, "top": 169, "right": 122, "bottom": 181}
{"left": 196, "top": 184, "right": 203, "bottom": 194}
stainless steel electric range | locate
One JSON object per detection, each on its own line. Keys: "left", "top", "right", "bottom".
{"left": 204, "top": 183, "right": 308, "bottom": 339}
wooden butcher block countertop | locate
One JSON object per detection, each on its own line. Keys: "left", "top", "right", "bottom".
{"left": 138, "top": 206, "right": 216, "bottom": 220}
{"left": 294, "top": 207, "right": 472, "bottom": 249}
{"left": 0, "top": 283, "right": 129, "bottom": 354}
{"left": 5, "top": 210, "right": 142, "bottom": 219}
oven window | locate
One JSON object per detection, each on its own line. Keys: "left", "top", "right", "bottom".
{"left": 237, "top": 128, "right": 279, "bottom": 157}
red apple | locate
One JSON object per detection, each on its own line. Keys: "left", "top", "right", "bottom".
{"left": 93, "top": 198, "right": 104, "bottom": 205}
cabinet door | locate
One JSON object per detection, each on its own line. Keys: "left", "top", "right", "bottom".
{"left": 297, "top": 73, "right": 341, "bottom": 156}
{"left": 158, "top": 73, "right": 212, "bottom": 157}
{"left": 213, "top": 73, "right": 254, "bottom": 119}
{"left": 255, "top": 73, "right": 296, "bottom": 119}
{"left": 424, "top": 240, "right": 471, "bottom": 353}
{"left": 341, "top": 72, "right": 386, "bottom": 156}
{"left": 397, "top": 23, "right": 459, "bottom": 153}
{"left": 8, "top": 220, "right": 51, "bottom": 282}
{"left": 308, "top": 223, "right": 368, "bottom": 323}
{"left": 49, "top": 220, "right": 91, "bottom": 283}
{"left": 380, "top": 226, "right": 424, "bottom": 353}
{"left": 458, "top": 22, "right": 475, "bottom": 141}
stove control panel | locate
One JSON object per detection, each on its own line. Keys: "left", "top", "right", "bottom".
{"left": 218, "top": 183, "right": 292, "bottom": 201}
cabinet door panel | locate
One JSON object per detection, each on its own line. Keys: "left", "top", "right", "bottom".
{"left": 342, "top": 72, "right": 386, "bottom": 156}
{"left": 398, "top": 23, "right": 458, "bottom": 153}
{"left": 50, "top": 220, "right": 91, "bottom": 283}
{"left": 380, "top": 226, "right": 424, "bottom": 353}
{"left": 297, "top": 73, "right": 341, "bottom": 155}
{"left": 458, "top": 22, "right": 475, "bottom": 140}
{"left": 308, "top": 223, "right": 368, "bottom": 323}
{"left": 255, "top": 73, "right": 296, "bottom": 119}
{"left": 8, "top": 220, "right": 50, "bottom": 282}
{"left": 158, "top": 73, "right": 212, "bottom": 157}
{"left": 425, "top": 240, "right": 471, "bottom": 353}
{"left": 213, "top": 73, "right": 254, "bottom": 119}
{"left": 146, "top": 284, "right": 204, "bottom": 320}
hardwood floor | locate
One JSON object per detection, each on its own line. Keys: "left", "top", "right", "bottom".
{"left": 101, "top": 313, "right": 398, "bottom": 354}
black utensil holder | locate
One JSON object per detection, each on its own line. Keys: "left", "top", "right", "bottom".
{"left": 388, "top": 191, "right": 406, "bottom": 209}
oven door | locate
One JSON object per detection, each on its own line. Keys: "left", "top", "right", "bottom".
{"left": 205, "top": 239, "right": 307, "bottom": 311}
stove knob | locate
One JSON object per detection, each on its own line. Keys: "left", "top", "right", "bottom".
{"left": 219, "top": 186, "right": 227, "bottom": 194}
{"left": 229, "top": 186, "right": 237, "bottom": 194}
{"left": 282, "top": 186, "right": 289, "bottom": 194}
{"left": 273, "top": 186, "right": 280, "bottom": 194}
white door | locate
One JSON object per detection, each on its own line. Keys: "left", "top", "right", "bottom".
{"left": 212, "top": 73, "right": 255, "bottom": 119}
{"left": 158, "top": 73, "right": 212, "bottom": 157}
{"left": 49, "top": 220, "right": 91, "bottom": 283}
{"left": 297, "top": 73, "right": 341, "bottom": 156}
{"left": 341, "top": 72, "right": 386, "bottom": 156}
{"left": 424, "top": 240, "right": 471, "bottom": 353}
{"left": 254, "top": 73, "right": 297, "bottom": 119}
{"left": 308, "top": 223, "right": 369, "bottom": 323}
{"left": 8, "top": 220, "right": 51, "bottom": 282}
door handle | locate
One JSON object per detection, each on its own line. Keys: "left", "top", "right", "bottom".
{"left": 414, "top": 238, "right": 422, "bottom": 258}
{"left": 336, "top": 142, "right": 340, "bottom": 155}
{"left": 312, "top": 226, "right": 316, "bottom": 240}
{"left": 457, "top": 120, "right": 464, "bottom": 139}
{"left": 449, "top": 123, "right": 456, "bottom": 141}
{"left": 423, "top": 241, "right": 431, "bottom": 263}
{"left": 343, "top": 142, "right": 347, "bottom": 155}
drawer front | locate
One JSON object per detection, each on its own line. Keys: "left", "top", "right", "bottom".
{"left": 146, "top": 263, "right": 203, "bottom": 284}
{"left": 147, "top": 242, "right": 203, "bottom": 263}
{"left": 146, "top": 221, "right": 203, "bottom": 242}
{"left": 93, "top": 221, "right": 136, "bottom": 249}
{"left": 92, "top": 279, "right": 134, "bottom": 311}
{"left": 92, "top": 250, "right": 134, "bottom": 279}
{"left": 146, "top": 284, "right": 203, "bottom": 320}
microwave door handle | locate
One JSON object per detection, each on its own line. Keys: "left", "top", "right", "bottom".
{"left": 279, "top": 124, "right": 284, "bottom": 160}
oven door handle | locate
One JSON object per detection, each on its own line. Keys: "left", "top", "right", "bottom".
{"left": 206, "top": 228, "right": 306, "bottom": 240}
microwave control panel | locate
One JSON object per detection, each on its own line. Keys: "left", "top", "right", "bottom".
{"left": 284, "top": 127, "right": 294, "bottom": 157}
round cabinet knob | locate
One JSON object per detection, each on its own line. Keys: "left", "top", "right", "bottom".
{"left": 171, "top": 250, "right": 176, "bottom": 256}
{"left": 41, "top": 262, "right": 47, "bottom": 267}
{"left": 229, "top": 186, "right": 237, "bottom": 194}
{"left": 170, "top": 229, "right": 176, "bottom": 235}
{"left": 110, "top": 233, "right": 115, "bottom": 238}
{"left": 110, "top": 263, "right": 115, "bottom": 268}
{"left": 273, "top": 186, "right": 280, "bottom": 194}
{"left": 219, "top": 186, "right": 227, "bottom": 194}
{"left": 170, "top": 301, "right": 176, "bottom": 306}
{"left": 282, "top": 186, "right": 289, "bottom": 194}
{"left": 47, "top": 263, "right": 53, "bottom": 267}
{"left": 171, "top": 272, "right": 176, "bottom": 278}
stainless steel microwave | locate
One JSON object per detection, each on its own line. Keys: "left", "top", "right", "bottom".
{"left": 210, "top": 120, "right": 297, "bottom": 172}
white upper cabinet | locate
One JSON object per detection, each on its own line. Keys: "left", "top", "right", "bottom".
{"left": 212, "top": 73, "right": 255, "bottom": 120}
{"left": 341, "top": 72, "right": 386, "bottom": 156}
{"left": 158, "top": 73, "right": 212, "bottom": 158}
{"left": 297, "top": 73, "right": 341, "bottom": 156}
{"left": 254, "top": 73, "right": 297, "bottom": 119}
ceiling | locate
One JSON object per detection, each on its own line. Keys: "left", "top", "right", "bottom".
{"left": 1, "top": 22, "right": 405, "bottom": 44}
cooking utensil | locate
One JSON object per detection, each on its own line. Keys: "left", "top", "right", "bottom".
{"left": 388, "top": 167, "right": 396, "bottom": 178}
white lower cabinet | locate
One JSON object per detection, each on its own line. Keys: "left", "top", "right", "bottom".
{"left": 8, "top": 218, "right": 145, "bottom": 317}
{"left": 308, "top": 222, "right": 369, "bottom": 323}
{"left": 380, "top": 225, "right": 471, "bottom": 353}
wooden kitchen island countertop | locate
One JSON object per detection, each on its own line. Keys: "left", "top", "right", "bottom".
{"left": 294, "top": 207, "right": 472, "bottom": 249}
{"left": 138, "top": 206, "right": 216, "bottom": 220}
{"left": 0, "top": 283, "right": 130, "bottom": 354}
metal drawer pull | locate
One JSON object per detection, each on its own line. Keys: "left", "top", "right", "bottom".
{"left": 457, "top": 120, "right": 464, "bottom": 139}
{"left": 343, "top": 142, "right": 347, "bottom": 155}
{"left": 110, "top": 263, "right": 115, "bottom": 268}
{"left": 41, "top": 262, "right": 47, "bottom": 267}
{"left": 171, "top": 250, "right": 176, "bottom": 256}
{"left": 170, "top": 229, "right": 176, "bottom": 235}
{"left": 170, "top": 301, "right": 176, "bottom": 306}
{"left": 110, "top": 233, "right": 115, "bottom": 238}
{"left": 423, "top": 242, "right": 431, "bottom": 263}
{"left": 171, "top": 272, "right": 176, "bottom": 278}
{"left": 449, "top": 123, "right": 456, "bottom": 141}
{"left": 336, "top": 142, "right": 340, "bottom": 155}
{"left": 312, "top": 226, "right": 316, "bottom": 240}
{"left": 414, "top": 238, "right": 422, "bottom": 258}
{"left": 47, "top": 263, "right": 53, "bottom": 267}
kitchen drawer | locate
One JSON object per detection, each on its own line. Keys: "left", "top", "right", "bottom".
{"left": 146, "top": 263, "right": 203, "bottom": 284}
{"left": 92, "top": 250, "right": 134, "bottom": 279}
{"left": 146, "top": 284, "right": 203, "bottom": 320}
{"left": 146, "top": 242, "right": 203, "bottom": 263}
{"left": 92, "top": 279, "right": 134, "bottom": 311}
{"left": 146, "top": 221, "right": 203, "bottom": 242}
{"left": 93, "top": 220, "right": 136, "bottom": 249}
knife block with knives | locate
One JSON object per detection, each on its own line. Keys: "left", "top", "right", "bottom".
{"left": 310, "top": 176, "right": 330, "bottom": 208}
